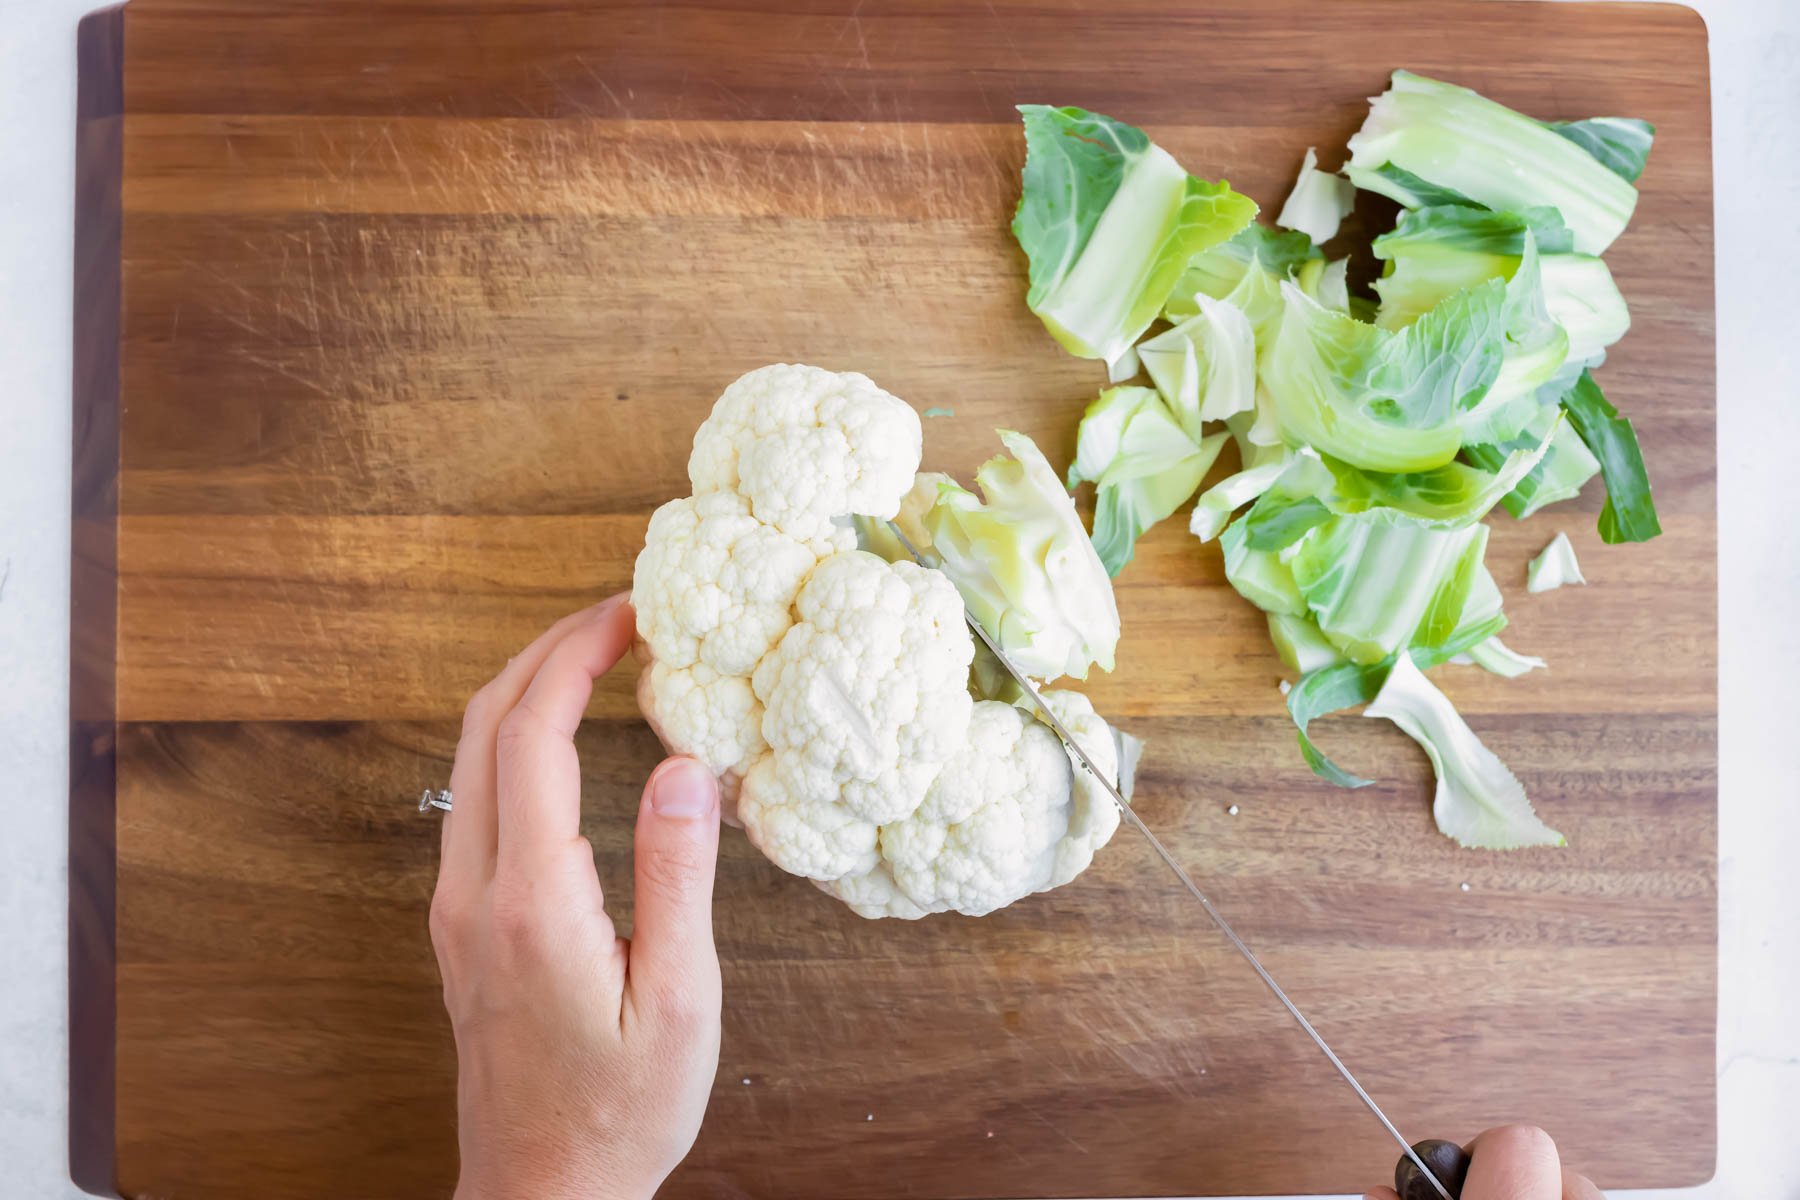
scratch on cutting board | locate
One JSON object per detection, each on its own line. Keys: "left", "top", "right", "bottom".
{"left": 1021, "top": 1104, "right": 1091, "bottom": 1155}
{"left": 825, "top": 0, "right": 872, "bottom": 71}
{"left": 241, "top": 351, "right": 338, "bottom": 403}
{"left": 574, "top": 55, "right": 630, "bottom": 118}
{"left": 0, "top": 558, "right": 10, "bottom": 603}
{"left": 978, "top": 0, "right": 1026, "bottom": 71}
{"left": 300, "top": 230, "right": 322, "bottom": 337}
{"left": 530, "top": 62, "right": 593, "bottom": 118}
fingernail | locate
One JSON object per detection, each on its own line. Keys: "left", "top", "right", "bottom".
{"left": 650, "top": 758, "right": 717, "bottom": 819}
{"left": 593, "top": 592, "right": 629, "bottom": 617}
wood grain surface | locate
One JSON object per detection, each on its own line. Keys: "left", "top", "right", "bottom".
{"left": 75, "top": 1, "right": 1717, "bottom": 1196}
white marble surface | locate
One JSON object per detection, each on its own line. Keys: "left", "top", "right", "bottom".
{"left": 2, "top": 2, "right": 1795, "bottom": 1197}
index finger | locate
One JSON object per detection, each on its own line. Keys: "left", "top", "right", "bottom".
{"left": 493, "top": 599, "right": 638, "bottom": 876}
{"left": 441, "top": 595, "right": 626, "bottom": 883}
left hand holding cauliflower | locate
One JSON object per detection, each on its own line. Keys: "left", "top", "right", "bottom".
{"left": 632, "top": 364, "right": 1132, "bottom": 918}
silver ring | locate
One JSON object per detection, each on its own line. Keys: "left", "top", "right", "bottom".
{"left": 418, "top": 788, "right": 453, "bottom": 814}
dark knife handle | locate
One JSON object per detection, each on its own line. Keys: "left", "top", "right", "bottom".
{"left": 1395, "top": 1139, "right": 1472, "bottom": 1200}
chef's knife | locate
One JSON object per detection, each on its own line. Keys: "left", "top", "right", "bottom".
{"left": 887, "top": 523, "right": 1468, "bottom": 1200}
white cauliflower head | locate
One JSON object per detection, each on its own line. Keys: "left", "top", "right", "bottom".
{"left": 632, "top": 364, "right": 1131, "bottom": 919}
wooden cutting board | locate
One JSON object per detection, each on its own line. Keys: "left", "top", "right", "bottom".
{"left": 70, "top": 1, "right": 1717, "bottom": 1196}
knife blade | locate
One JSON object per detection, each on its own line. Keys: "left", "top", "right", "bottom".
{"left": 886, "top": 522, "right": 1456, "bottom": 1200}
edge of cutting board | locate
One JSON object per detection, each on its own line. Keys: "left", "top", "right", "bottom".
{"left": 69, "top": 5, "right": 124, "bottom": 1196}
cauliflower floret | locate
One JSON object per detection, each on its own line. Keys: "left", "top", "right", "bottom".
{"left": 634, "top": 491, "right": 822, "bottom": 676}
{"left": 1038, "top": 690, "right": 1124, "bottom": 888}
{"left": 687, "top": 364, "right": 922, "bottom": 549}
{"left": 631, "top": 490, "right": 826, "bottom": 817}
{"left": 734, "top": 754, "right": 882, "bottom": 882}
{"left": 879, "top": 701, "right": 1072, "bottom": 915}
{"left": 633, "top": 661, "right": 763, "bottom": 811}
{"left": 738, "top": 552, "right": 974, "bottom": 877}
{"left": 754, "top": 553, "right": 974, "bottom": 822}
{"left": 816, "top": 861, "right": 931, "bottom": 921}
{"left": 837, "top": 694, "right": 1122, "bottom": 918}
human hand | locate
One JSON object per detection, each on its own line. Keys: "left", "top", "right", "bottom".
{"left": 1366, "top": 1125, "right": 1603, "bottom": 1200}
{"left": 430, "top": 595, "right": 724, "bottom": 1200}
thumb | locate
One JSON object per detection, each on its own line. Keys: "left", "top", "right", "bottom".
{"left": 628, "top": 757, "right": 722, "bottom": 1022}
{"left": 1464, "top": 1126, "right": 1562, "bottom": 1200}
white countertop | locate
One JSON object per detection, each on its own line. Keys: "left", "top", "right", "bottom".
{"left": 3, "top": 2, "right": 1795, "bottom": 1197}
